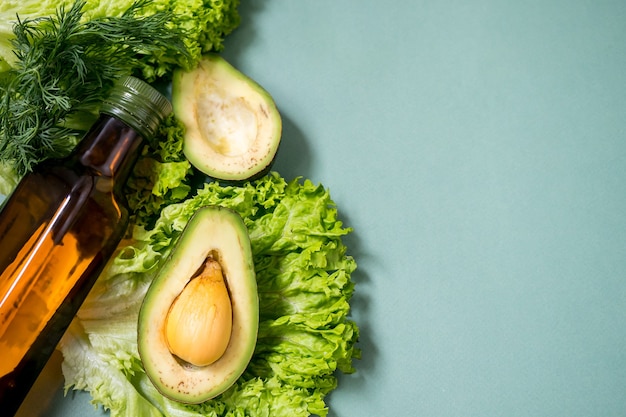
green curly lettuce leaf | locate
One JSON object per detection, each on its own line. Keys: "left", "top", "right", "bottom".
{"left": 59, "top": 173, "right": 360, "bottom": 417}
{"left": 125, "top": 114, "right": 193, "bottom": 228}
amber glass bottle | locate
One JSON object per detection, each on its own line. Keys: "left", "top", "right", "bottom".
{"left": 0, "top": 76, "right": 171, "bottom": 415}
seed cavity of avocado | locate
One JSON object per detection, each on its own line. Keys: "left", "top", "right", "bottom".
{"left": 165, "top": 254, "right": 233, "bottom": 367}
{"left": 172, "top": 54, "right": 282, "bottom": 182}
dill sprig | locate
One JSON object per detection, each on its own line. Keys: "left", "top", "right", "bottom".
{"left": 0, "top": 0, "right": 190, "bottom": 175}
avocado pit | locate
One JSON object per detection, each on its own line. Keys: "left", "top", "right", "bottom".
{"left": 165, "top": 255, "right": 232, "bottom": 367}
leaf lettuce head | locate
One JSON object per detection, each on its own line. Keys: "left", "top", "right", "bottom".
{"left": 59, "top": 173, "right": 360, "bottom": 417}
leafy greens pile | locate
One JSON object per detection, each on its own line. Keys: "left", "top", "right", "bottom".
{"left": 60, "top": 173, "right": 360, "bottom": 417}
{"left": 0, "top": 1, "right": 361, "bottom": 415}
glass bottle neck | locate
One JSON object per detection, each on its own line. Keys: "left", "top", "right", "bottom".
{"left": 75, "top": 114, "right": 144, "bottom": 181}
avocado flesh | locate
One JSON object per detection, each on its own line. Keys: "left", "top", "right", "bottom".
{"left": 172, "top": 54, "right": 282, "bottom": 181}
{"left": 138, "top": 206, "right": 258, "bottom": 404}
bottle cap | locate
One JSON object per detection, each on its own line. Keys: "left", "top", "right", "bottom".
{"left": 100, "top": 75, "right": 172, "bottom": 139}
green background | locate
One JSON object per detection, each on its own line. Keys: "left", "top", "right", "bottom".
{"left": 18, "top": 1, "right": 626, "bottom": 416}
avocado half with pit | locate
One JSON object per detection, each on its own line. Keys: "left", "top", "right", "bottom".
{"left": 172, "top": 54, "right": 282, "bottom": 181}
{"left": 138, "top": 206, "right": 258, "bottom": 403}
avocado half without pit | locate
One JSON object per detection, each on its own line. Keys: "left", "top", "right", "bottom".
{"left": 138, "top": 206, "right": 258, "bottom": 403}
{"left": 172, "top": 54, "right": 282, "bottom": 182}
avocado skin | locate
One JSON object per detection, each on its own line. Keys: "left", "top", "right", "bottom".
{"left": 172, "top": 54, "right": 282, "bottom": 182}
{"left": 137, "top": 206, "right": 258, "bottom": 404}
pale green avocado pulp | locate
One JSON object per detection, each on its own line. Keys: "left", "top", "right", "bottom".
{"left": 138, "top": 206, "right": 259, "bottom": 404}
{"left": 172, "top": 54, "right": 282, "bottom": 181}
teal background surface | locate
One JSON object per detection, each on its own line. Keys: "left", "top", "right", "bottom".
{"left": 17, "top": 1, "right": 626, "bottom": 416}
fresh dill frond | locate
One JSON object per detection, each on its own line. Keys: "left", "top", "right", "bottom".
{"left": 0, "top": 0, "right": 190, "bottom": 175}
